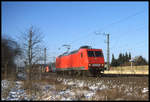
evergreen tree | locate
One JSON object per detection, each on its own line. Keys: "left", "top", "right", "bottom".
{"left": 118, "top": 53, "right": 123, "bottom": 66}
{"left": 115, "top": 59, "right": 119, "bottom": 66}
{"left": 122, "top": 53, "right": 125, "bottom": 64}
{"left": 125, "top": 52, "right": 128, "bottom": 62}
{"left": 129, "top": 52, "right": 131, "bottom": 61}
{"left": 111, "top": 54, "right": 115, "bottom": 66}
{"left": 112, "top": 52, "right": 133, "bottom": 66}
{"left": 134, "top": 56, "right": 148, "bottom": 65}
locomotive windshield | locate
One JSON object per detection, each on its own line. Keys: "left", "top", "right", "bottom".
{"left": 88, "top": 51, "right": 103, "bottom": 57}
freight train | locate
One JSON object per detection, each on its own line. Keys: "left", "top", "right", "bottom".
{"left": 55, "top": 46, "right": 106, "bottom": 77}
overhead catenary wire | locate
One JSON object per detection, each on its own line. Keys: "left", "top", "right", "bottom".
{"left": 110, "top": 24, "right": 147, "bottom": 49}
{"left": 67, "top": 9, "right": 145, "bottom": 46}
{"left": 96, "top": 9, "right": 145, "bottom": 33}
{"left": 110, "top": 31, "right": 147, "bottom": 55}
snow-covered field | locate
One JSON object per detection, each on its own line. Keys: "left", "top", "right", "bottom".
{"left": 1, "top": 75, "right": 149, "bottom": 101}
{"left": 1, "top": 80, "right": 29, "bottom": 100}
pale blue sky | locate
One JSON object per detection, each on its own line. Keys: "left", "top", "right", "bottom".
{"left": 2, "top": 1, "right": 149, "bottom": 62}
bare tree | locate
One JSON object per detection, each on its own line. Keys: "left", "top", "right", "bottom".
{"left": 18, "top": 25, "right": 45, "bottom": 99}
{"left": 19, "top": 26, "right": 45, "bottom": 79}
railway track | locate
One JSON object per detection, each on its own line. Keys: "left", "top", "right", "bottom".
{"left": 101, "top": 74, "right": 148, "bottom": 77}
{"left": 42, "top": 72, "right": 148, "bottom": 80}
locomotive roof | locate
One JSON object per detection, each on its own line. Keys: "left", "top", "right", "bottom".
{"left": 58, "top": 49, "right": 79, "bottom": 57}
{"left": 58, "top": 47, "right": 102, "bottom": 57}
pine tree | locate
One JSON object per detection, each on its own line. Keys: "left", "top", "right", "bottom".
{"left": 118, "top": 53, "right": 123, "bottom": 66}
{"left": 111, "top": 54, "right": 115, "bottom": 66}
{"left": 125, "top": 52, "right": 128, "bottom": 62}
{"left": 129, "top": 52, "right": 131, "bottom": 61}
{"left": 114, "top": 59, "right": 119, "bottom": 66}
{"left": 122, "top": 53, "right": 125, "bottom": 64}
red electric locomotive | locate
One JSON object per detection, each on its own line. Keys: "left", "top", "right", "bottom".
{"left": 55, "top": 46, "right": 106, "bottom": 76}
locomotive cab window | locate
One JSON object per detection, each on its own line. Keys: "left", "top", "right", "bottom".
{"left": 88, "top": 51, "right": 95, "bottom": 57}
{"left": 95, "top": 51, "right": 103, "bottom": 57}
{"left": 88, "top": 51, "right": 103, "bottom": 57}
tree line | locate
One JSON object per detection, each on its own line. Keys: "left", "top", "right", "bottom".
{"left": 111, "top": 52, "right": 148, "bottom": 66}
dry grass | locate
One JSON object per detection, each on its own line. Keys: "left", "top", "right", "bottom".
{"left": 22, "top": 73, "right": 60, "bottom": 100}
{"left": 1, "top": 72, "right": 17, "bottom": 81}
{"left": 1, "top": 71, "right": 18, "bottom": 100}
{"left": 110, "top": 65, "right": 148, "bottom": 71}
{"left": 104, "top": 65, "right": 149, "bottom": 74}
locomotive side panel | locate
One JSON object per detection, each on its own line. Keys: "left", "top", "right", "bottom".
{"left": 62, "top": 55, "right": 70, "bottom": 69}
{"left": 56, "top": 49, "right": 88, "bottom": 70}
{"left": 70, "top": 52, "right": 82, "bottom": 70}
{"left": 71, "top": 49, "right": 88, "bottom": 70}
{"left": 79, "top": 49, "right": 88, "bottom": 70}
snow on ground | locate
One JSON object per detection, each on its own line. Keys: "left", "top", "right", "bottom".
{"left": 142, "top": 88, "right": 149, "bottom": 93}
{"left": 1, "top": 76, "right": 149, "bottom": 101}
{"left": 2, "top": 81, "right": 29, "bottom": 100}
{"left": 1, "top": 80, "right": 10, "bottom": 90}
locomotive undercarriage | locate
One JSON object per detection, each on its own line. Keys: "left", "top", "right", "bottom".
{"left": 89, "top": 67, "right": 104, "bottom": 77}
{"left": 56, "top": 67, "right": 104, "bottom": 77}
